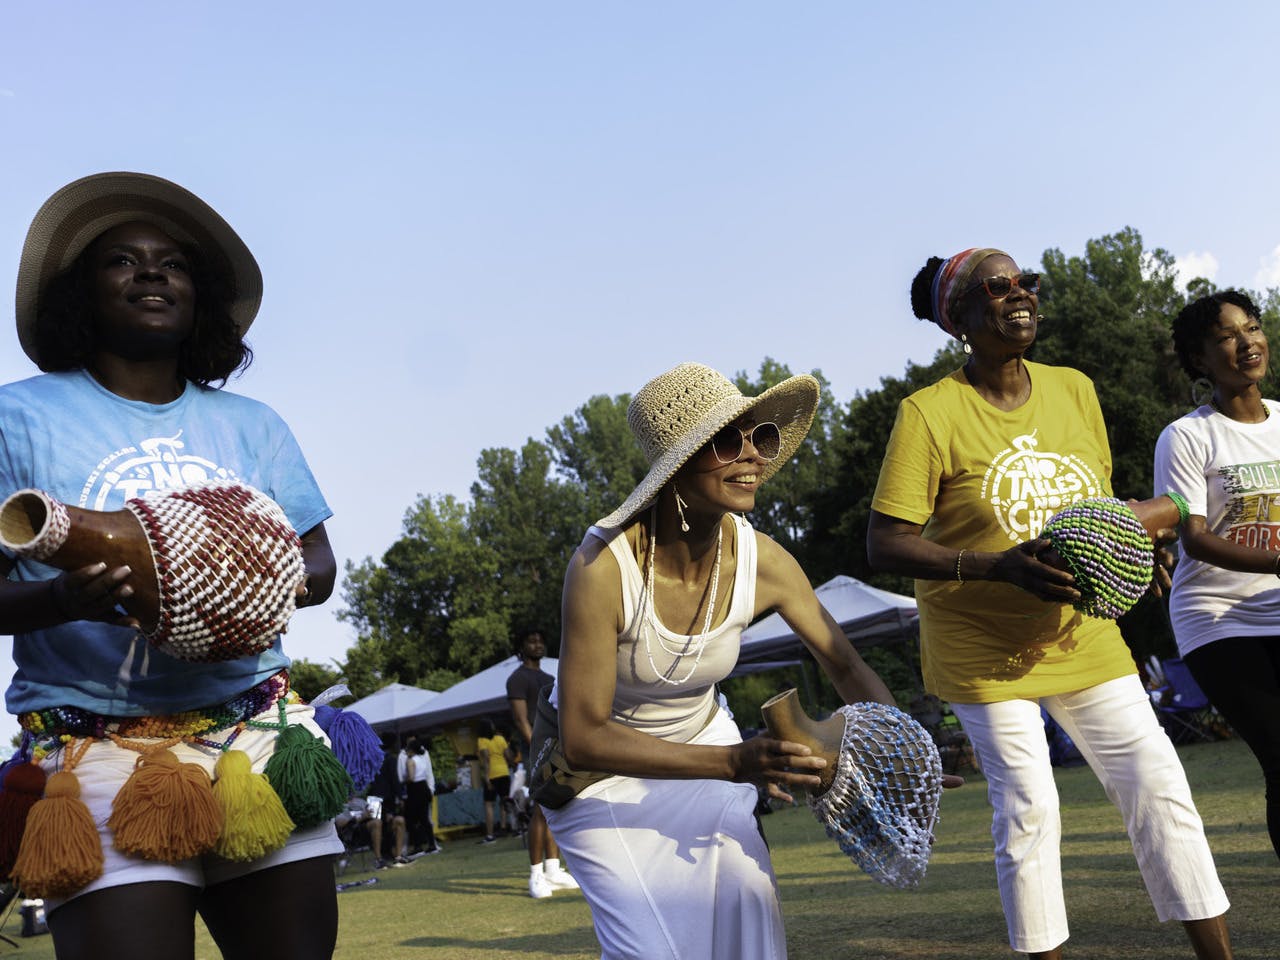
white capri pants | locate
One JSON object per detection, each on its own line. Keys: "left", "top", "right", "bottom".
{"left": 951, "top": 674, "right": 1229, "bottom": 954}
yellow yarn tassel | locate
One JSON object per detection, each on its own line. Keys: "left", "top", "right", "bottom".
{"left": 108, "top": 746, "right": 223, "bottom": 861}
{"left": 212, "top": 749, "right": 294, "bottom": 861}
{"left": 11, "top": 741, "right": 104, "bottom": 899}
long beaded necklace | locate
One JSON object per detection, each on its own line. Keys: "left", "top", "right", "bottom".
{"left": 642, "top": 504, "right": 723, "bottom": 686}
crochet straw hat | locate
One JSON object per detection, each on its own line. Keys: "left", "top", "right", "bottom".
{"left": 595, "top": 362, "right": 820, "bottom": 529}
{"left": 15, "top": 171, "right": 262, "bottom": 364}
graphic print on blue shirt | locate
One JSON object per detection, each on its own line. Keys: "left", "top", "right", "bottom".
{"left": 0, "top": 370, "right": 331, "bottom": 718}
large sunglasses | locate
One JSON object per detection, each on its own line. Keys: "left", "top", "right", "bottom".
{"left": 708, "top": 421, "right": 781, "bottom": 464}
{"left": 963, "top": 271, "right": 1040, "bottom": 300}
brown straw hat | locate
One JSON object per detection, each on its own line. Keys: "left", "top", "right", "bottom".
{"left": 14, "top": 171, "right": 262, "bottom": 364}
{"left": 595, "top": 361, "right": 820, "bottom": 529}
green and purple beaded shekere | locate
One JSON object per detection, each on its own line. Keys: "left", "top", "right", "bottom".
{"left": 1041, "top": 497, "right": 1154, "bottom": 619}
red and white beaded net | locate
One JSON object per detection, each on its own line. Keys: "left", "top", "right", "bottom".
{"left": 127, "top": 480, "right": 304, "bottom": 662}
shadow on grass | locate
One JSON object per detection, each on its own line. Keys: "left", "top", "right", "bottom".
{"left": 400, "top": 929, "right": 599, "bottom": 953}
{"left": 769, "top": 738, "right": 1275, "bottom": 959}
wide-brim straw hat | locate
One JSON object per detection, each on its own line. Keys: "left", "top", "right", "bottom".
{"left": 595, "top": 361, "right": 820, "bottom": 529}
{"left": 15, "top": 171, "right": 262, "bottom": 364}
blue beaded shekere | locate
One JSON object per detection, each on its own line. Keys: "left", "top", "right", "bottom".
{"left": 808, "top": 702, "right": 944, "bottom": 889}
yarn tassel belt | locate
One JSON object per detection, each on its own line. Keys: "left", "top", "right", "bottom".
{"left": 0, "top": 673, "right": 383, "bottom": 900}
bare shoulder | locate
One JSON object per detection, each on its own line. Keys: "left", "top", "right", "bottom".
{"left": 752, "top": 529, "right": 808, "bottom": 614}
{"left": 566, "top": 531, "right": 621, "bottom": 587}
{"left": 563, "top": 530, "right": 626, "bottom": 631}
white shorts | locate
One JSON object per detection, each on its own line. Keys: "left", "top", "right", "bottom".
{"left": 39, "top": 701, "right": 344, "bottom": 912}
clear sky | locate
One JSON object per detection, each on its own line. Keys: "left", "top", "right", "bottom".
{"left": 1, "top": 2, "right": 1278, "bottom": 744}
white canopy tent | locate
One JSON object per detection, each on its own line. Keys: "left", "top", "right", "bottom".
{"left": 399, "top": 655, "right": 559, "bottom": 729}
{"left": 345, "top": 682, "right": 440, "bottom": 733}
{"left": 735, "top": 574, "right": 917, "bottom": 666}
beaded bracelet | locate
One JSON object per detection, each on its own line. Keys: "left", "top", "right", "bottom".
{"left": 954, "top": 549, "right": 966, "bottom": 583}
{"left": 1163, "top": 491, "right": 1191, "bottom": 526}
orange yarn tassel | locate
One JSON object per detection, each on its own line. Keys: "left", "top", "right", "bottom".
{"left": 108, "top": 747, "right": 223, "bottom": 861}
{"left": 0, "top": 762, "right": 46, "bottom": 877}
{"left": 212, "top": 749, "right": 294, "bottom": 861}
{"left": 11, "top": 741, "right": 103, "bottom": 899}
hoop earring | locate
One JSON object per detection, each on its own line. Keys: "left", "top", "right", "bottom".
{"left": 960, "top": 334, "right": 972, "bottom": 356}
{"left": 673, "top": 487, "right": 691, "bottom": 533}
{"left": 1191, "top": 377, "right": 1214, "bottom": 407}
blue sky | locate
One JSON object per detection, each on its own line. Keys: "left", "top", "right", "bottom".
{"left": 2, "top": 2, "right": 1278, "bottom": 742}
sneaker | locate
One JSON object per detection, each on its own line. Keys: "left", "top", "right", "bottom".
{"left": 544, "top": 868, "right": 579, "bottom": 890}
{"left": 393, "top": 856, "right": 411, "bottom": 868}
{"left": 529, "top": 870, "right": 553, "bottom": 899}
{"left": 374, "top": 859, "right": 389, "bottom": 870}
{"left": 426, "top": 844, "right": 443, "bottom": 854}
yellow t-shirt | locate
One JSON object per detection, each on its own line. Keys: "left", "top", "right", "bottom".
{"left": 871, "top": 362, "right": 1136, "bottom": 703}
{"left": 478, "top": 734, "right": 509, "bottom": 779}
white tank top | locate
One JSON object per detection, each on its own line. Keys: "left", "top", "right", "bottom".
{"left": 569, "top": 513, "right": 757, "bottom": 743}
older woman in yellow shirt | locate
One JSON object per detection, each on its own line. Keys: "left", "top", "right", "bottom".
{"left": 867, "top": 247, "right": 1232, "bottom": 960}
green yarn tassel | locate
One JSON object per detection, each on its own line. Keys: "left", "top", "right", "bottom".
{"left": 262, "top": 724, "right": 352, "bottom": 828}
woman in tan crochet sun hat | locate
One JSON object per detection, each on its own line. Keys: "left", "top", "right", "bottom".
{"left": 0, "top": 173, "right": 343, "bottom": 958}
{"left": 539, "top": 361, "right": 898, "bottom": 959}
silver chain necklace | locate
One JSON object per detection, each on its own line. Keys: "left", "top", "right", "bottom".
{"left": 641, "top": 505, "right": 723, "bottom": 686}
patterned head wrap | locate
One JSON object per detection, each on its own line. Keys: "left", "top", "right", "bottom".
{"left": 929, "top": 247, "right": 1005, "bottom": 338}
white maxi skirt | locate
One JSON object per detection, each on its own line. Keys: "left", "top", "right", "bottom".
{"left": 544, "top": 709, "right": 787, "bottom": 960}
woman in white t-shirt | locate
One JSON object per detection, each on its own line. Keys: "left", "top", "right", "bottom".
{"left": 1154, "top": 289, "right": 1280, "bottom": 860}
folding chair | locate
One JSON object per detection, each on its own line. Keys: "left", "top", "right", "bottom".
{"left": 334, "top": 813, "right": 374, "bottom": 876}
{"left": 1155, "top": 658, "right": 1222, "bottom": 744}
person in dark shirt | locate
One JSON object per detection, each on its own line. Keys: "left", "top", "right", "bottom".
{"left": 506, "top": 629, "right": 578, "bottom": 898}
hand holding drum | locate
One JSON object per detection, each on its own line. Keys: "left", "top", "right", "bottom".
{"left": 0, "top": 480, "right": 304, "bottom": 661}
{"left": 761, "top": 688, "right": 943, "bottom": 889}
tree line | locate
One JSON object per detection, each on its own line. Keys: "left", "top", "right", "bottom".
{"left": 289, "top": 228, "right": 1280, "bottom": 711}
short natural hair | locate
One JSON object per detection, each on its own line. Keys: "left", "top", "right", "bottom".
{"left": 1171, "top": 289, "right": 1261, "bottom": 380}
{"left": 512, "top": 627, "right": 543, "bottom": 653}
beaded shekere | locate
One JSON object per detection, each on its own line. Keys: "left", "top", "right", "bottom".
{"left": 126, "top": 480, "right": 305, "bottom": 661}
{"left": 809, "top": 702, "right": 944, "bottom": 889}
{"left": 1040, "top": 497, "right": 1154, "bottom": 619}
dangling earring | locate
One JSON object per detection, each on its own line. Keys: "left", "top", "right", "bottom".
{"left": 673, "top": 487, "right": 690, "bottom": 533}
{"left": 960, "top": 333, "right": 972, "bottom": 356}
{"left": 1036, "top": 314, "right": 1045, "bottom": 322}
{"left": 1191, "top": 377, "right": 1214, "bottom": 407}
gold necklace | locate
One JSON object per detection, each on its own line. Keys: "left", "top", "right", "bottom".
{"left": 1211, "top": 396, "right": 1270, "bottom": 423}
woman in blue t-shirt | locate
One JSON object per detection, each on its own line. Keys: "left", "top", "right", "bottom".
{"left": 0, "top": 172, "right": 341, "bottom": 959}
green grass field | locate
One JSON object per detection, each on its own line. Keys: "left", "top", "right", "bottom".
{"left": 1, "top": 738, "right": 1272, "bottom": 959}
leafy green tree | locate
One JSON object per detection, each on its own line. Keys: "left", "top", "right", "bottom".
{"left": 1032, "top": 228, "right": 1187, "bottom": 500}
{"left": 287, "top": 658, "right": 342, "bottom": 702}
{"left": 732, "top": 358, "right": 839, "bottom": 573}
{"left": 811, "top": 344, "right": 965, "bottom": 591}
{"left": 468, "top": 440, "right": 588, "bottom": 655}
{"left": 545, "top": 393, "right": 648, "bottom": 527}
{"left": 338, "top": 493, "right": 501, "bottom": 689}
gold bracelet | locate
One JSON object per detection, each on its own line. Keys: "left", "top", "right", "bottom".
{"left": 955, "top": 549, "right": 966, "bottom": 583}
